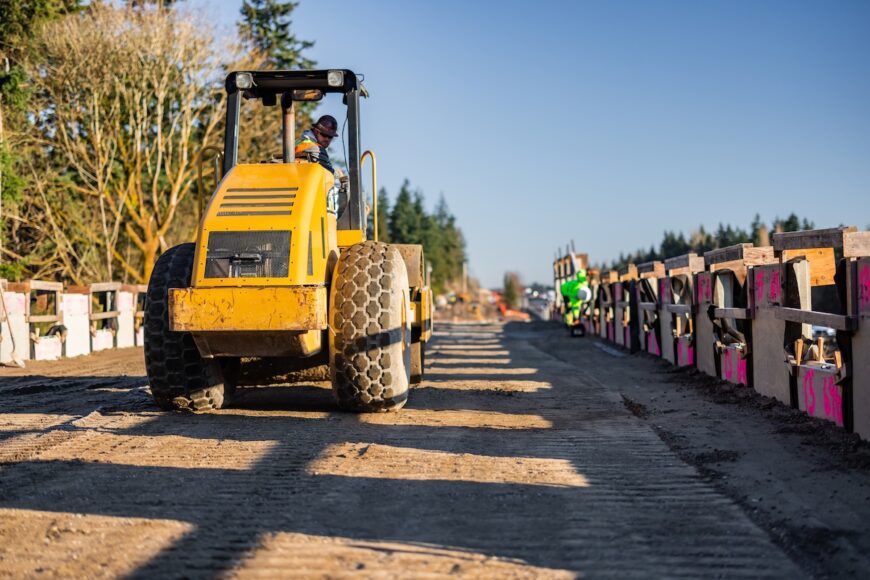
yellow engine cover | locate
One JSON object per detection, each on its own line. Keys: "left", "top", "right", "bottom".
{"left": 192, "top": 163, "right": 338, "bottom": 288}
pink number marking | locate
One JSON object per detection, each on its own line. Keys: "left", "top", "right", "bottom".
{"left": 822, "top": 376, "right": 843, "bottom": 426}
{"left": 769, "top": 271, "right": 781, "bottom": 303}
{"left": 678, "top": 341, "right": 694, "bottom": 366}
{"left": 755, "top": 270, "right": 766, "bottom": 305}
{"left": 697, "top": 276, "right": 711, "bottom": 303}
{"left": 723, "top": 349, "right": 733, "bottom": 381}
{"left": 803, "top": 369, "right": 816, "bottom": 416}
{"left": 647, "top": 333, "right": 659, "bottom": 356}
{"left": 860, "top": 265, "right": 870, "bottom": 308}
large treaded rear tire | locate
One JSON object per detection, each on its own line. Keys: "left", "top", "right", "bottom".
{"left": 144, "top": 243, "right": 236, "bottom": 412}
{"left": 330, "top": 241, "right": 411, "bottom": 412}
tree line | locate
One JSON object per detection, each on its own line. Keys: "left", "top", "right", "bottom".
{"left": 606, "top": 213, "right": 815, "bottom": 270}
{"left": 368, "top": 180, "right": 466, "bottom": 294}
{"left": 0, "top": 0, "right": 468, "bottom": 291}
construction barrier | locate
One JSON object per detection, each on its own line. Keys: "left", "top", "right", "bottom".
{"left": 706, "top": 244, "right": 776, "bottom": 386}
{"left": 560, "top": 225, "right": 870, "bottom": 440}
{"left": 1, "top": 279, "right": 29, "bottom": 365}
{"left": 599, "top": 271, "right": 617, "bottom": 342}
{"left": 636, "top": 261, "right": 665, "bottom": 358}
{"left": 767, "top": 227, "right": 864, "bottom": 431}
{"left": 61, "top": 287, "right": 91, "bottom": 358}
{"left": 118, "top": 284, "right": 147, "bottom": 348}
{"left": 583, "top": 270, "right": 601, "bottom": 336}
{"left": 663, "top": 253, "right": 705, "bottom": 368}
{"left": 5, "top": 280, "right": 66, "bottom": 361}
{"left": 614, "top": 265, "right": 637, "bottom": 351}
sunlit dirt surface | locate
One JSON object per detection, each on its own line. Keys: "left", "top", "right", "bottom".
{"left": 0, "top": 323, "right": 814, "bottom": 578}
{"left": 0, "top": 508, "right": 192, "bottom": 579}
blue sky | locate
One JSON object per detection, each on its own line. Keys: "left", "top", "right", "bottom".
{"left": 193, "top": 0, "right": 870, "bottom": 288}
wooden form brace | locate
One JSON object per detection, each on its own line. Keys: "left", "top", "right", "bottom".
{"left": 7, "top": 279, "right": 65, "bottom": 360}
{"left": 635, "top": 261, "right": 664, "bottom": 358}
{"left": 703, "top": 244, "right": 774, "bottom": 386}
{"left": 598, "top": 271, "right": 618, "bottom": 342}
{"left": 664, "top": 254, "right": 706, "bottom": 367}
{"left": 580, "top": 269, "right": 601, "bottom": 336}
{"left": 68, "top": 282, "right": 122, "bottom": 351}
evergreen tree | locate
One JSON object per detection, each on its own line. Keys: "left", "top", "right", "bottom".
{"left": 660, "top": 230, "right": 690, "bottom": 259}
{"left": 366, "top": 187, "right": 391, "bottom": 242}
{"left": 388, "top": 180, "right": 420, "bottom": 244}
{"left": 383, "top": 182, "right": 465, "bottom": 293}
{"left": 239, "top": 0, "right": 314, "bottom": 69}
{"left": 773, "top": 213, "right": 803, "bottom": 233}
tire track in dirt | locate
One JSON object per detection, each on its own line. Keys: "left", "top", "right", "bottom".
{"left": 0, "top": 323, "right": 804, "bottom": 578}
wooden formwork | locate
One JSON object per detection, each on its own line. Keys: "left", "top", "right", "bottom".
{"left": 703, "top": 244, "right": 776, "bottom": 386}
{"left": 582, "top": 270, "right": 601, "bottom": 336}
{"left": 598, "top": 271, "right": 617, "bottom": 342}
{"left": 663, "top": 253, "right": 706, "bottom": 368}
{"left": 761, "top": 226, "right": 870, "bottom": 432}
{"left": 67, "top": 283, "right": 122, "bottom": 352}
{"left": 1, "top": 279, "right": 28, "bottom": 364}
{"left": 854, "top": 248, "right": 870, "bottom": 439}
{"left": 636, "top": 261, "right": 666, "bottom": 358}
{"left": 615, "top": 265, "right": 638, "bottom": 351}
{"left": 6, "top": 280, "right": 66, "bottom": 360}
{"left": 119, "top": 284, "right": 148, "bottom": 348}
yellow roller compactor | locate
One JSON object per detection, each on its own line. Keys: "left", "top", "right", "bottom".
{"left": 144, "top": 70, "right": 432, "bottom": 412}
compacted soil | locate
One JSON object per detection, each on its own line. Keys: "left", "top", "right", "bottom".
{"left": 1, "top": 321, "right": 868, "bottom": 578}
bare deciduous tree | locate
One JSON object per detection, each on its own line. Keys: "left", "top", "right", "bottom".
{"left": 25, "top": 4, "right": 232, "bottom": 281}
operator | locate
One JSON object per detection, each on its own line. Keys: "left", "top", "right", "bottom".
{"left": 295, "top": 115, "right": 338, "bottom": 173}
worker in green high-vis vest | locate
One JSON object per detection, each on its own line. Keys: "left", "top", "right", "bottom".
{"left": 560, "top": 268, "right": 591, "bottom": 337}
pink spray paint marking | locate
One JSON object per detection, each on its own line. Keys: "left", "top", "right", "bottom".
{"left": 860, "top": 264, "right": 870, "bottom": 310}
{"left": 754, "top": 270, "right": 766, "bottom": 306}
{"left": 723, "top": 349, "right": 733, "bottom": 381}
{"left": 803, "top": 369, "right": 817, "bottom": 416}
{"left": 769, "top": 270, "right": 781, "bottom": 304}
{"left": 677, "top": 340, "right": 694, "bottom": 366}
{"left": 822, "top": 375, "right": 844, "bottom": 426}
{"left": 737, "top": 356, "right": 748, "bottom": 386}
{"left": 696, "top": 275, "right": 711, "bottom": 304}
{"left": 648, "top": 333, "right": 660, "bottom": 356}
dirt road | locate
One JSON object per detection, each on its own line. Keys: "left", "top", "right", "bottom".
{"left": 1, "top": 322, "right": 868, "bottom": 578}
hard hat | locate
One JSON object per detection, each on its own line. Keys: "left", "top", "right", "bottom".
{"left": 314, "top": 115, "right": 339, "bottom": 138}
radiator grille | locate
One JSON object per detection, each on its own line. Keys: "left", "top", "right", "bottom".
{"left": 204, "top": 231, "right": 291, "bottom": 278}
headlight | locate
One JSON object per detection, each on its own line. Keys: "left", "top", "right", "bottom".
{"left": 235, "top": 72, "right": 254, "bottom": 90}
{"left": 327, "top": 70, "right": 344, "bottom": 87}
